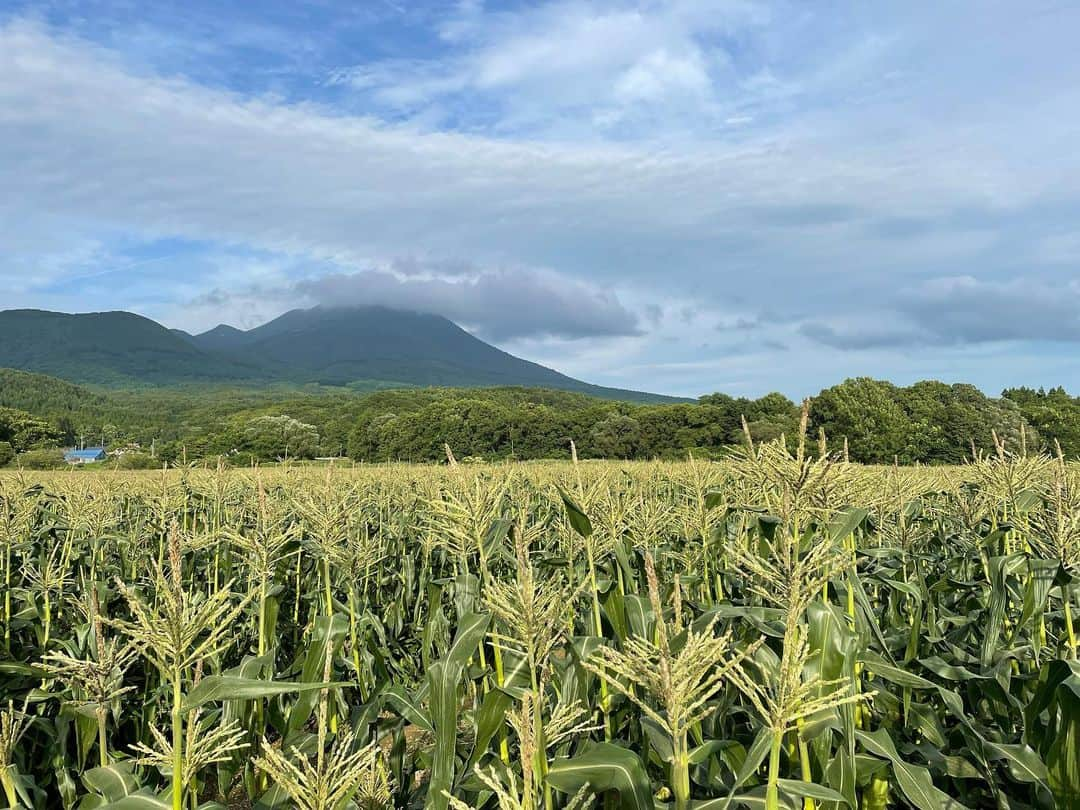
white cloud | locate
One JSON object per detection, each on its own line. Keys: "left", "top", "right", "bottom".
{"left": 613, "top": 49, "right": 712, "bottom": 104}
{"left": 4, "top": 4, "right": 1080, "bottom": 397}
{"left": 330, "top": 0, "right": 768, "bottom": 137}
{"left": 2, "top": 13, "right": 1057, "bottom": 291}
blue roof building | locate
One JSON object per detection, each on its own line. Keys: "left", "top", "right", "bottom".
{"left": 64, "top": 447, "right": 107, "bottom": 464}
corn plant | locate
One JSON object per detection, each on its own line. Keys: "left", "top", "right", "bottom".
{"left": 0, "top": 452, "right": 1077, "bottom": 809}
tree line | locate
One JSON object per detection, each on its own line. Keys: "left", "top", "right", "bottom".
{"left": 4, "top": 370, "right": 1080, "bottom": 467}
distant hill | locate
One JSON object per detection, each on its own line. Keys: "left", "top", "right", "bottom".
{"left": 178, "top": 323, "right": 247, "bottom": 353}
{"left": 0, "top": 366, "right": 699, "bottom": 453}
{"left": 0, "top": 307, "right": 684, "bottom": 403}
{"left": 0, "top": 310, "right": 266, "bottom": 387}
{"left": 0, "top": 368, "right": 111, "bottom": 414}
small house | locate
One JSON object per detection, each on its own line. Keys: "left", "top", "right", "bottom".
{"left": 64, "top": 447, "right": 107, "bottom": 465}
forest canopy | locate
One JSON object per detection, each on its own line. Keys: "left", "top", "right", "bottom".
{"left": 1, "top": 367, "right": 1076, "bottom": 466}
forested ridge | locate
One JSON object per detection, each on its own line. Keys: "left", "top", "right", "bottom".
{"left": 2, "top": 366, "right": 1079, "bottom": 466}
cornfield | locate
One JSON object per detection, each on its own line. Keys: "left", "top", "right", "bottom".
{"left": 1, "top": 435, "right": 1079, "bottom": 809}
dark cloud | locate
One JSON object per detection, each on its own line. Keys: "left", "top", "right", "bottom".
{"left": 797, "top": 321, "right": 923, "bottom": 350}
{"left": 761, "top": 338, "right": 788, "bottom": 351}
{"left": 898, "top": 276, "right": 1080, "bottom": 343}
{"left": 801, "top": 276, "right": 1080, "bottom": 350}
{"left": 720, "top": 337, "right": 790, "bottom": 354}
{"left": 716, "top": 314, "right": 766, "bottom": 332}
{"left": 862, "top": 205, "right": 1009, "bottom": 241}
{"left": 677, "top": 305, "right": 698, "bottom": 324}
{"left": 750, "top": 203, "right": 862, "bottom": 229}
{"left": 864, "top": 216, "right": 942, "bottom": 240}
{"left": 294, "top": 266, "right": 642, "bottom": 341}
{"left": 190, "top": 288, "right": 231, "bottom": 307}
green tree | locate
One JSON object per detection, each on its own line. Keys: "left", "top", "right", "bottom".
{"left": 810, "top": 378, "right": 912, "bottom": 463}
{"left": 588, "top": 414, "right": 642, "bottom": 458}
{"left": 0, "top": 407, "right": 61, "bottom": 452}
{"left": 243, "top": 415, "right": 320, "bottom": 460}
{"left": 1003, "top": 387, "right": 1080, "bottom": 458}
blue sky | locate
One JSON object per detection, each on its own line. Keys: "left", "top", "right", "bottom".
{"left": 2, "top": 1, "right": 1080, "bottom": 398}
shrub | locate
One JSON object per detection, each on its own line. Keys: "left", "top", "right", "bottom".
{"left": 0, "top": 441, "right": 13, "bottom": 467}
{"left": 14, "top": 447, "right": 67, "bottom": 469}
{"left": 111, "top": 452, "right": 161, "bottom": 470}
{"left": 224, "top": 451, "right": 262, "bottom": 468}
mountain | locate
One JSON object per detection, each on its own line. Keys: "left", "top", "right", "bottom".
{"left": 0, "top": 307, "right": 684, "bottom": 402}
{"left": 0, "top": 309, "right": 266, "bottom": 387}
{"left": 183, "top": 323, "right": 248, "bottom": 353}
{"left": 186, "top": 306, "right": 669, "bottom": 398}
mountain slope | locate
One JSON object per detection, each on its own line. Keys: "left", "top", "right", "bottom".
{"left": 0, "top": 367, "right": 112, "bottom": 414}
{"left": 189, "top": 306, "right": 665, "bottom": 399}
{"left": 0, "top": 307, "right": 684, "bottom": 402}
{"left": 0, "top": 310, "right": 266, "bottom": 386}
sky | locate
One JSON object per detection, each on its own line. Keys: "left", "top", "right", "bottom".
{"left": 2, "top": 1, "right": 1080, "bottom": 399}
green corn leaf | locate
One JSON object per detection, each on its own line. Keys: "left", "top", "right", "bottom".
{"left": 82, "top": 763, "right": 142, "bottom": 802}
{"left": 467, "top": 688, "right": 512, "bottom": 771}
{"left": 692, "top": 786, "right": 797, "bottom": 810}
{"left": 444, "top": 611, "right": 491, "bottom": 671}
{"left": 856, "top": 728, "right": 970, "bottom": 810}
{"left": 917, "top": 656, "right": 985, "bottom": 682}
{"left": 1029, "top": 662, "right": 1080, "bottom": 807}
{"left": 714, "top": 727, "right": 773, "bottom": 810}
{"left": 423, "top": 612, "right": 491, "bottom": 810}
{"left": 776, "top": 779, "right": 851, "bottom": 806}
{"left": 622, "top": 594, "right": 654, "bottom": 640}
{"left": 94, "top": 789, "right": 171, "bottom": 810}
{"left": 287, "top": 613, "right": 348, "bottom": 734}
{"left": 640, "top": 715, "right": 673, "bottom": 762}
{"left": 688, "top": 740, "right": 728, "bottom": 765}
{"left": 1012, "top": 488, "right": 1042, "bottom": 513}
{"left": 704, "top": 489, "right": 725, "bottom": 510}
{"left": 425, "top": 661, "right": 459, "bottom": 810}
{"left": 0, "top": 662, "right": 45, "bottom": 677}
{"left": 556, "top": 485, "right": 593, "bottom": 538}
{"left": 981, "top": 554, "right": 1027, "bottom": 668}
{"left": 859, "top": 652, "right": 936, "bottom": 690}
{"left": 1018, "top": 558, "right": 1059, "bottom": 630}
{"left": 383, "top": 684, "right": 434, "bottom": 732}
{"left": 981, "top": 742, "right": 1048, "bottom": 787}
{"left": 182, "top": 676, "right": 346, "bottom": 711}
{"left": 481, "top": 518, "right": 513, "bottom": 564}
{"left": 547, "top": 743, "right": 652, "bottom": 810}
{"left": 846, "top": 567, "right": 894, "bottom": 662}
{"left": 828, "top": 507, "right": 868, "bottom": 543}
{"left": 823, "top": 750, "right": 856, "bottom": 810}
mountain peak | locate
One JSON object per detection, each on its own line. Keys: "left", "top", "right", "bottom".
{"left": 202, "top": 323, "right": 246, "bottom": 336}
{"left": 192, "top": 322, "right": 250, "bottom": 352}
